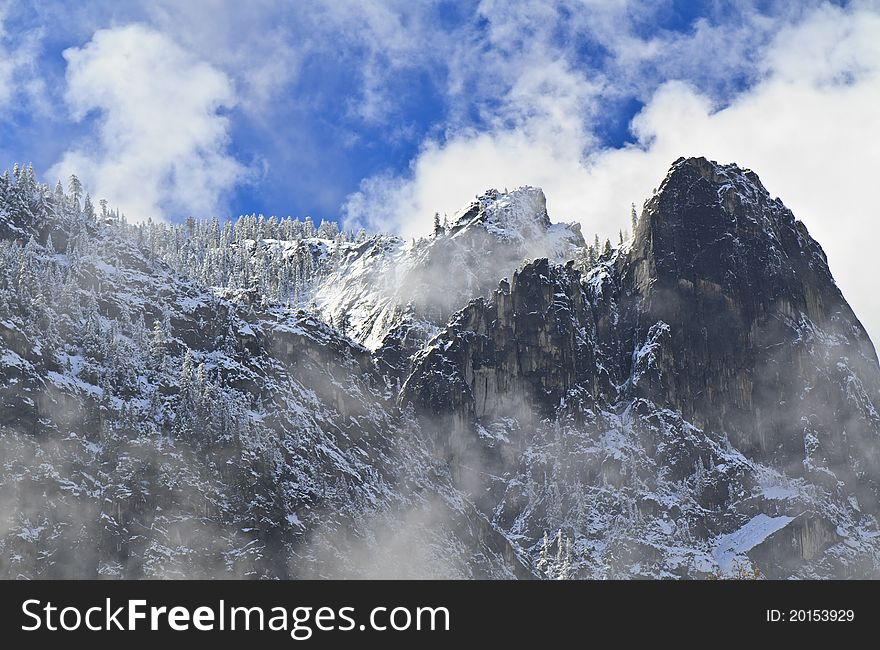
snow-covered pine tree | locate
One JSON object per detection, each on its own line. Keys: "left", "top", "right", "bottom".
{"left": 537, "top": 531, "right": 551, "bottom": 578}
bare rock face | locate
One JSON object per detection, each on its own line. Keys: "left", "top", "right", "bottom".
{"left": 401, "top": 259, "right": 601, "bottom": 461}
{"left": 618, "top": 158, "right": 880, "bottom": 499}
{"left": 746, "top": 514, "right": 841, "bottom": 579}
{"left": 401, "top": 153, "right": 880, "bottom": 556}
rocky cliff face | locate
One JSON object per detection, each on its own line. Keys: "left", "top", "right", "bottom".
{"left": 402, "top": 259, "right": 600, "bottom": 462}
{"left": 401, "top": 158, "right": 880, "bottom": 577}
{"left": 405, "top": 158, "right": 880, "bottom": 489}
{"left": 621, "top": 158, "right": 880, "bottom": 491}
{"left": 2, "top": 158, "right": 879, "bottom": 579}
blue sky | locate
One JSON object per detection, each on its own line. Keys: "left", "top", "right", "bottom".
{"left": 1, "top": 0, "right": 879, "bottom": 342}
{"left": 0, "top": 1, "right": 812, "bottom": 224}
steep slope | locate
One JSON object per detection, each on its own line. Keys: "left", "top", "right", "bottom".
{"left": 0, "top": 182, "right": 528, "bottom": 579}
{"left": 619, "top": 158, "right": 880, "bottom": 496}
{"left": 402, "top": 157, "right": 880, "bottom": 577}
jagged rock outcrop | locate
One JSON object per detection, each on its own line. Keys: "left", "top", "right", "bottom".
{"left": 400, "top": 158, "right": 880, "bottom": 577}
{"left": 404, "top": 158, "right": 880, "bottom": 505}
{"left": 401, "top": 259, "right": 601, "bottom": 461}
{"left": 619, "top": 158, "right": 880, "bottom": 494}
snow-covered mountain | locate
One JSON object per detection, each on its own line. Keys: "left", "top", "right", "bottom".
{"left": 404, "top": 158, "right": 880, "bottom": 577}
{"left": 311, "top": 186, "right": 583, "bottom": 353}
{"left": 1, "top": 158, "right": 878, "bottom": 579}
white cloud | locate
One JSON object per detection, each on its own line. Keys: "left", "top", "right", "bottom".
{"left": 142, "top": 0, "right": 306, "bottom": 113}
{"left": 0, "top": 1, "right": 46, "bottom": 113}
{"left": 343, "top": 48, "right": 603, "bottom": 234}
{"left": 49, "top": 24, "right": 244, "bottom": 221}
{"left": 345, "top": 2, "right": 880, "bottom": 346}
{"left": 150, "top": 0, "right": 456, "bottom": 123}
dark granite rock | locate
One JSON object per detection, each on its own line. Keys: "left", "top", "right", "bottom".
{"left": 403, "top": 157, "right": 880, "bottom": 512}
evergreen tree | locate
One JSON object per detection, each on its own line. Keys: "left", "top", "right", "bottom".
{"left": 68, "top": 174, "right": 83, "bottom": 210}
{"left": 317, "top": 220, "right": 339, "bottom": 239}
{"left": 84, "top": 194, "right": 97, "bottom": 221}
{"left": 196, "top": 362, "right": 207, "bottom": 391}
{"left": 537, "top": 530, "right": 574, "bottom": 580}
{"left": 149, "top": 317, "right": 168, "bottom": 374}
{"left": 303, "top": 217, "right": 316, "bottom": 238}
{"left": 180, "top": 348, "right": 195, "bottom": 392}
{"left": 53, "top": 180, "right": 65, "bottom": 207}
{"left": 537, "top": 531, "right": 551, "bottom": 578}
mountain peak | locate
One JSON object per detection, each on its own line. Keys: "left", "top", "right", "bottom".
{"left": 616, "top": 158, "right": 880, "bottom": 486}
{"left": 658, "top": 156, "right": 771, "bottom": 210}
{"left": 312, "top": 184, "right": 582, "bottom": 353}
{"left": 631, "top": 158, "right": 842, "bottom": 321}
{"left": 449, "top": 185, "right": 551, "bottom": 242}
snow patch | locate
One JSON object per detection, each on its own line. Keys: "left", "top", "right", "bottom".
{"left": 713, "top": 514, "right": 794, "bottom": 571}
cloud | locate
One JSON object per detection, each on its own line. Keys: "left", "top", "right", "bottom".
{"left": 344, "top": 2, "right": 880, "bottom": 346}
{"left": 144, "top": 0, "right": 456, "bottom": 123}
{"left": 49, "top": 24, "right": 244, "bottom": 221}
{"left": 142, "top": 0, "right": 306, "bottom": 114}
{"left": 343, "top": 51, "right": 602, "bottom": 234}
{"left": 0, "top": 1, "right": 47, "bottom": 114}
